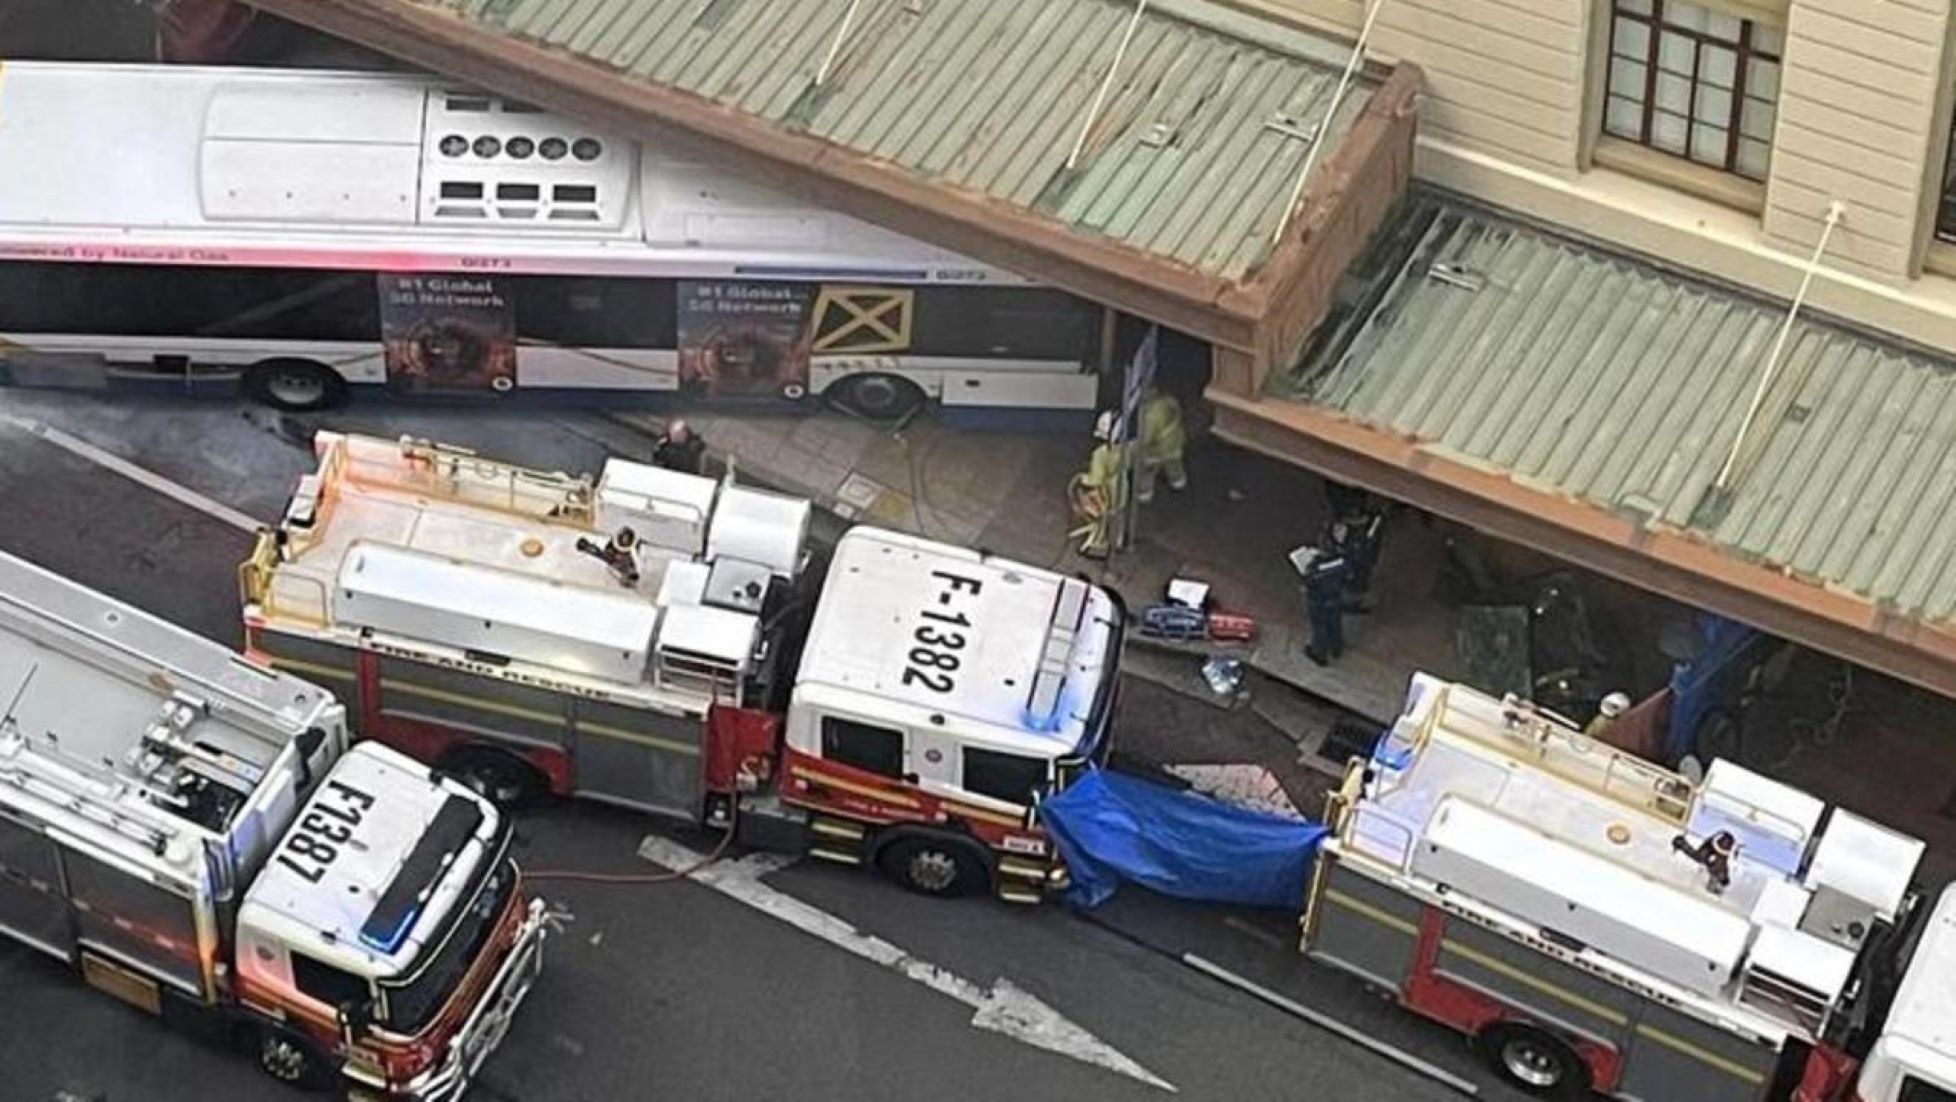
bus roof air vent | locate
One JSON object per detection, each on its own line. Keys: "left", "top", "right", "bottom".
{"left": 200, "top": 82, "right": 423, "bottom": 224}
{"left": 418, "top": 90, "right": 632, "bottom": 232}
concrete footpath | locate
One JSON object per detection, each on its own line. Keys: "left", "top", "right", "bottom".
{"left": 594, "top": 405, "right": 1467, "bottom": 730}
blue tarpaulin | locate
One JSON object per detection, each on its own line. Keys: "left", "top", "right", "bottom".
{"left": 1041, "top": 769, "right": 1327, "bottom": 910}
{"left": 1665, "top": 613, "right": 1759, "bottom": 762}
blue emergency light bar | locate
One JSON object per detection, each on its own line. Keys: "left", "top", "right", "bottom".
{"left": 359, "top": 797, "right": 483, "bottom": 954}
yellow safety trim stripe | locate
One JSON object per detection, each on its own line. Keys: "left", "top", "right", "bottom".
{"left": 1634, "top": 1025, "right": 1766, "bottom": 1085}
{"left": 575, "top": 720, "right": 699, "bottom": 757}
{"left": 790, "top": 765, "right": 921, "bottom": 808}
{"left": 381, "top": 678, "right": 560, "bottom": 724}
{"left": 1324, "top": 888, "right": 1419, "bottom": 936}
{"left": 266, "top": 656, "right": 356, "bottom": 684}
{"left": 1441, "top": 938, "right": 1630, "bottom": 1027}
{"left": 381, "top": 678, "right": 702, "bottom": 756}
{"left": 941, "top": 801, "right": 1023, "bottom": 828}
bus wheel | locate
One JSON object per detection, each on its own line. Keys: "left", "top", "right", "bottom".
{"left": 440, "top": 746, "right": 545, "bottom": 809}
{"left": 1476, "top": 1024, "right": 1587, "bottom": 1098}
{"left": 875, "top": 830, "right": 992, "bottom": 898}
{"left": 255, "top": 1026, "right": 328, "bottom": 1090}
{"left": 244, "top": 359, "right": 347, "bottom": 412}
{"left": 830, "top": 373, "right": 924, "bottom": 420}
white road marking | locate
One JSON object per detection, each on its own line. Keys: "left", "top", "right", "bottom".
{"left": 637, "top": 835, "right": 1176, "bottom": 1092}
{"left": 1, "top": 416, "right": 265, "bottom": 533}
{"left": 1181, "top": 954, "right": 1479, "bottom": 1097}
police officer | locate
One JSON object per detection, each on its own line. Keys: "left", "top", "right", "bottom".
{"left": 653, "top": 418, "right": 707, "bottom": 475}
{"left": 1293, "top": 540, "right": 1351, "bottom": 667}
{"left": 1336, "top": 507, "right": 1385, "bottom": 613}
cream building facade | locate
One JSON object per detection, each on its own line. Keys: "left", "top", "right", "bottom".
{"left": 1235, "top": 0, "right": 1956, "bottom": 356}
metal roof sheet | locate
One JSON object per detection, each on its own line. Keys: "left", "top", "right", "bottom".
{"left": 448, "top": 0, "right": 1378, "bottom": 282}
{"left": 1281, "top": 192, "right": 1956, "bottom": 628}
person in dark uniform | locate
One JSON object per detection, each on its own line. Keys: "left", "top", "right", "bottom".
{"left": 1332, "top": 507, "right": 1385, "bottom": 613}
{"left": 653, "top": 419, "right": 707, "bottom": 475}
{"left": 1291, "top": 541, "right": 1351, "bottom": 667}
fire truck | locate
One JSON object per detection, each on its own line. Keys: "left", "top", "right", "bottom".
{"left": 1305, "top": 672, "right": 1956, "bottom": 1101}
{"left": 0, "top": 549, "right": 547, "bottom": 1099}
{"left": 239, "top": 431, "right": 1124, "bottom": 902}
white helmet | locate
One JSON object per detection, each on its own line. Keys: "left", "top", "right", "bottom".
{"left": 1093, "top": 411, "right": 1117, "bottom": 442}
{"left": 1599, "top": 691, "right": 1631, "bottom": 718}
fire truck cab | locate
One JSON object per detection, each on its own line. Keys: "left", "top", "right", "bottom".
{"left": 775, "top": 526, "right": 1122, "bottom": 896}
{"left": 241, "top": 431, "right": 1123, "bottom": 903}
{"left": 0, "top": 549, "right": 543, "bottom": 1100}
{"left": 236, "top": 744, "right": 539, "bottom": 1100}
{"left": 1852, "top": 885, "right": 1956, "bottom": 1101}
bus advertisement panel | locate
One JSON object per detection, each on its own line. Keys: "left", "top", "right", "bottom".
{"left": 676, "top": 280, "right": 813, "bottom": 400}
{"left": 378, "top": 274, "right": 518, "bottom": 393}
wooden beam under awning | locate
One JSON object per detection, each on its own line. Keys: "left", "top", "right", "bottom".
{"left": 1210, "top": 389, "right": 1956, "bottom": 702}
{"left": 239, "top": 0, "right": 1420, "bottom": 387}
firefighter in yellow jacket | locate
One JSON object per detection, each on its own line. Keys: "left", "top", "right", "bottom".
{"left": 1069, "top": 411, "right": 1128, "bottom": 559}
{"left": 1134, "top": 385, "right": 1188, "bottom": 504}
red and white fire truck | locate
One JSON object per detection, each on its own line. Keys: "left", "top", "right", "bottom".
{"left": 1306, "top": 673, "right": 1956, "bottom": 1101}
{"left": 0, "top": 548, "right": 546, "bottom": 1100}
{"left": 240, "top": 431, "right": 1124, "bottom": 902}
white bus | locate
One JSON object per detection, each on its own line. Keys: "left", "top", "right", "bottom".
{"left": 0, "top": 61, "right": 1110, "bottom": 421}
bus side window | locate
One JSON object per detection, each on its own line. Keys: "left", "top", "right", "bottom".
{"left": 510, "top": 276, "right": 676, "bottom": 349}
{"left": 191, "top": 268, "right": 378, "bottom": 341}
{"left": 820, "top": 716, "right": 905, "bottom": 779}
{"left": 910, "top": 287, "right": 1095, "bottom": 363}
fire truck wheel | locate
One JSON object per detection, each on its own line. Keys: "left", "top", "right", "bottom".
{"left": 255, "top": 1026, "right": 330, "bottom": 1090}
{"left": 1476, "top": 1023, "right": 1587, "bottom": 1098}
{"left": 243, "top": 359, "right": 348, "bottom": 413}
{"left": 876, "top": 832, "right": 993, "bottom": 898}
{"left": 441, "top": 746, "right": 546, "bottom": 809}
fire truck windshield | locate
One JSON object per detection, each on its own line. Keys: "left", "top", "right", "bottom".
{"left": 379, "top": 851, "right": 516, "bottom": 1033}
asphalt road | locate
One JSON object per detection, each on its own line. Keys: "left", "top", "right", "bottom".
{"left": 0, "top": 390, "right": 1530, "bottom": 1102}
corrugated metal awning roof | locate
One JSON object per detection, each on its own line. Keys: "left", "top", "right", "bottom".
{"left": 1223, "top": 189, "right": 1956, "bottom": 697}
{"left": 246, "top": 0, "right": 1421, "bottom": 373}
{"left": 460, "top": 0, "right": 1373, "bottom": 283}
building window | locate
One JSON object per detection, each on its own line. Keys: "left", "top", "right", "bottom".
{"left": 1605, "top": 0, "right": 1782, "bottom": 180}
{"left": 1939, "top": 119, "right": 1956, "bottom": 243}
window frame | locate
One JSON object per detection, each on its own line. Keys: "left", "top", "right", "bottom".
{"left": 291, "top": 950, "right": 375, "bottom": 1011}
{"left": 818, "top": 715, "right": 906, "bottom": 780}
{"left": 1602, "top": 0, "right": 1782, "bottom": 183}
{"left": 1934, "top": 102, "right": 1956, "bottom": 247}
{"left": 0, "top": 261, "right": 382, "bottom": 342}
{"left": 509, "top": 274, "right": 678, "bottom": 349}
{"left": 1901, "top": 1075, "right": 1956, "bottom": 1102}
{"left": 959, "top": 746, "right": 1050, "bottom": 808}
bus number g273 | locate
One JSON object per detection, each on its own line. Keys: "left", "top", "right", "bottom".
{"left": 274, "top": 779, "right": 376, "bottom": 883}
{"left": 902, "top": 569, "right": 983, "bottom": 694}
